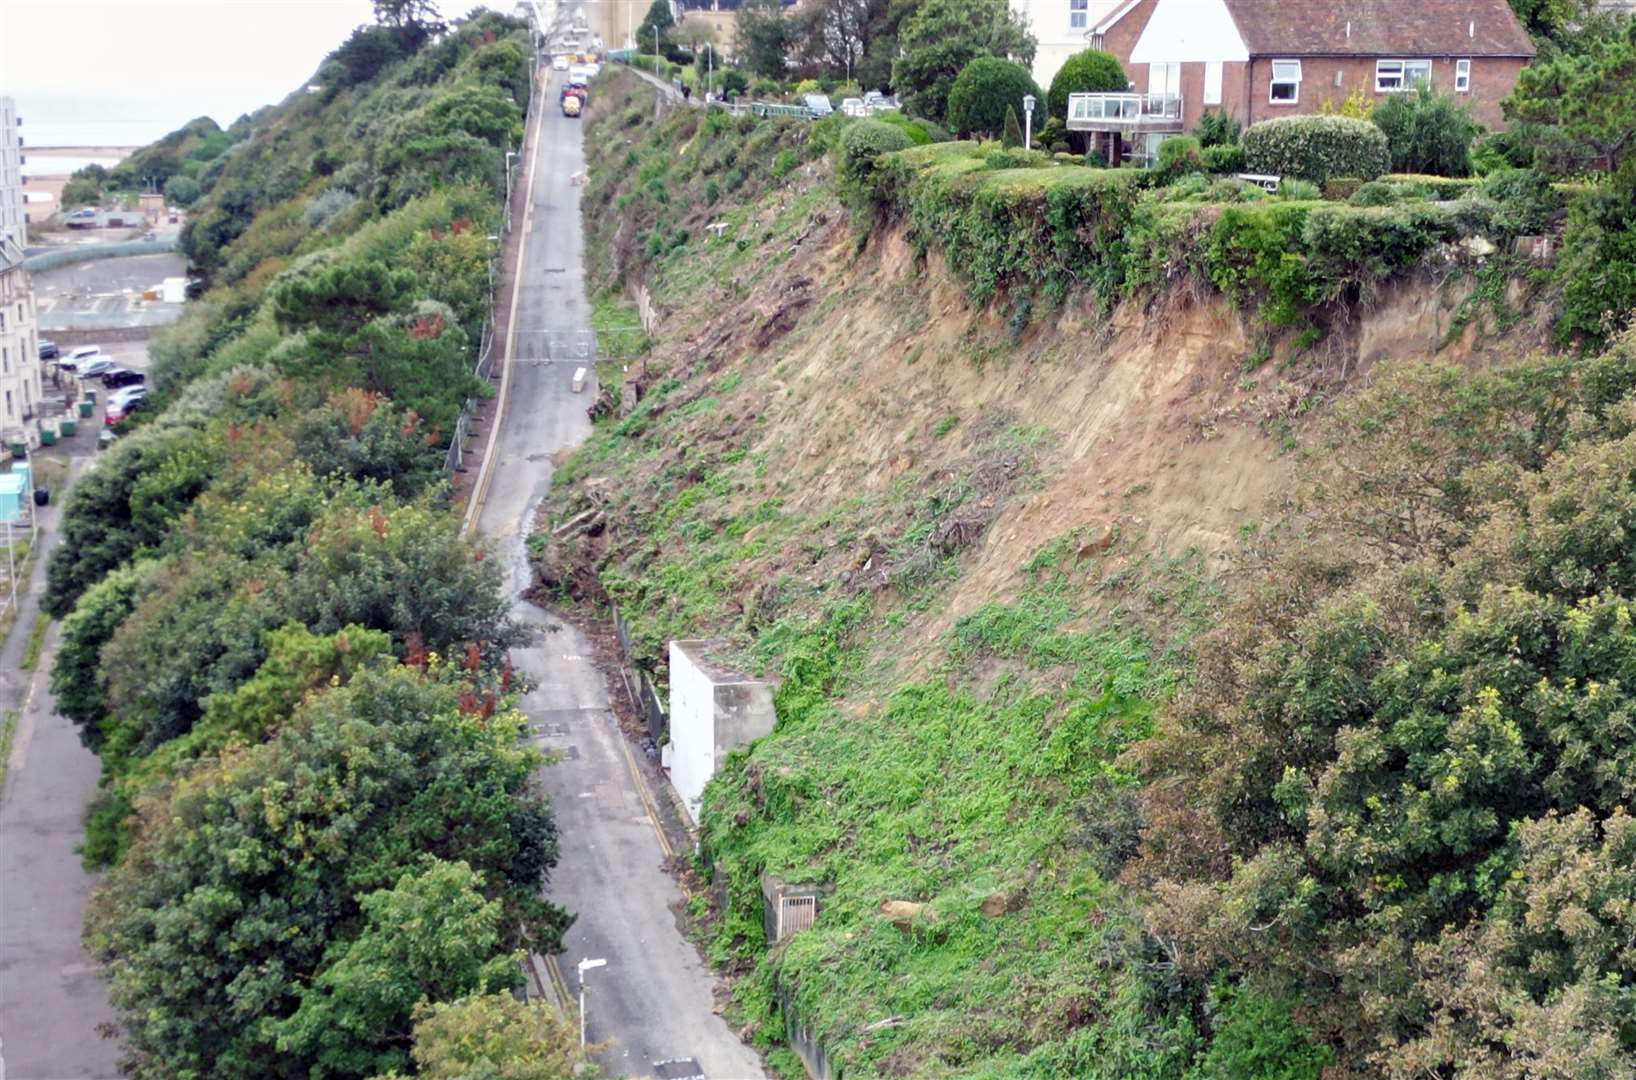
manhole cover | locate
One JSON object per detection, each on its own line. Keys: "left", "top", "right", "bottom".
{"left": 652, "top": 1060, "right": 705, "bottom": 1080}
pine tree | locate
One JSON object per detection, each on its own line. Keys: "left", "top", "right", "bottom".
{"left": 1002, "top": 104, "right": 1023, "bottom": 148}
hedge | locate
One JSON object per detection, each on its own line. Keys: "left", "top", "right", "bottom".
{"left": 1243, "top": 115, "right": 1390, "bottom": 185}
{"left": 869, "top": 142, "right": 1510, "bottom": 327}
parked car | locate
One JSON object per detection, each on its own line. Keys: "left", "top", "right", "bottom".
{"left": 37, "top": 339, "right": 58, "bottom": 360}
{"left": 77, "top": 357, "right": 116, "bottom": 378}
{"left": 553, "top": 55, "right": 570, "bottom": 70}
{"left": 803, "top": 94, "right": 834, "bottom": 117}
{"left": 108, "top": 385, "right": 147, "bottom": 409}
{"left": 562, "top": 93, "right": 583, "bottom": 118}
{"left": 68, "top": 345, "right": 103, "bottom": 364}
{"left": 105, "top": 388, "right": 148, "bottom": 426}
{"left": 101, "top": 368, "right": 146, "bottom": 389}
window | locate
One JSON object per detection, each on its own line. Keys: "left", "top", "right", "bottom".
{"left": 1069, "top": 0, "right": 1087, "bottom": 29}
{"left": 5, "top": 391, "right": 11, "bottom": 420}
{"left": 1376, "top": 59, "right": 1432, "bottom": 92}
{"left": 2, "top": 347, "right": 8, "bottom": 373}
{"left": 1270, "top": 60, "right": 1301, "bottom": 104}
{"left": 1150, "top": 61, "right": 1180, "bottom": 98}
{"left": 1455, "top": 58, "right": 1471, "bottom": 92}
{"left": 1204, "top": 61, "right": 1223, "bottom": 105}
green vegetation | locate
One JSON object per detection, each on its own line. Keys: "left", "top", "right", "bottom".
{"left": 1046, "top": 48, "right": 1126, "bottom": 123}
{"left": 380, "top": 992, "right": 601, "bottom": 1079}
{"left": 41, "top": 11, "right": 598, "bottom": 1078}
{"left": 945, "top": 58, "right": 1041, "bottom": 140}
{"left": 1241, "top": 114, "right": 1391, "bottom": 184}
{"left": 1370, "top": 85, "right": 1480, "bottom": 177}
{"left": 19, "top": 612, "right": 47, "bottom": 671}
{"left": 0, "top": 710, "right": 14, "bottom": 799}
{"left": 892, "top": 0, "right": 1035, "bottom": 123}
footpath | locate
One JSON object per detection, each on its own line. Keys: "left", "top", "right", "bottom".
{"left": 0, "top": 452, "right": 123, "bottom": 1080}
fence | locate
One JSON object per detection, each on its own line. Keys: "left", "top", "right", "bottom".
{"left": 22, "top": 236, "right": 178, "bottom": 273}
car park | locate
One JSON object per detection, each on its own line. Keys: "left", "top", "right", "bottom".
{"left": 38, "top": 339, "right": 58, "bottom": 360}
{"left": 101, "top": 368, "right": 146, "bottom": 389}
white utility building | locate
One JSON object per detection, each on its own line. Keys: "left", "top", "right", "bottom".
{"left": 0, "top": 97, "right": 26, "bottom": 249}
{"left": 666, "top": 640, "right": 777, "bottom": 824}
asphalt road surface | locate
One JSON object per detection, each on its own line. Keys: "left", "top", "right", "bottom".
{"left": 476, "top": 74, "right": 768, "bottom": 1080}
{"left": 0, "top": 459, "right": 124, "bottom": 1080}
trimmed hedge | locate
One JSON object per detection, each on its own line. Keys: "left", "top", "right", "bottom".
{"left": 839, "top": 120, "right": 914, "bottom": 187}
{"left": 869, "top": 141, "right": 1507, "bottom": 326}
{"left": 1243, "top": 116, "right": 1390, "bottom": 185}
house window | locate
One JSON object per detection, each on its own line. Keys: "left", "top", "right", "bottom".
{"left": 5, "top": 391, "right": 11, "bottom": 420}
{"left": 2, "top": 347, "right": 8, "bottom": 373}
{"left": 1204, "top": 61, "right": 1223, "bottom": 105}
{"left": 1376, "top": 59, "right": 1432, "bottom": 92}
{"left": 1069, "top": 0, "right": 1087, "bottom": 29}
{"left": 1455, "top": 59, "right": 1471, "bottom": 92}
{"left": 1270, "top": 60, "right": 1301, "bottom": 104}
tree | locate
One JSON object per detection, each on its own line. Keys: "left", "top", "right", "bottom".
{"left": 636, "top": 0, "right": 676, "bottom": 56}
{"left": 736, "top": 0, "right": 793, "bottom": 81}
{"left": 274, "top": 859, "right": 522, "bottom": 1078}
{"left": 1370, "top": 85, "right": 1479, "bottom": 176}
{"left": 162, "top": 173, "right": 202, "bottom": 207}
{"left": 389, "top": 992, "right": 601, "bottom": 1079}
{"left": 1046, "top": 48, "right": 1125, "bottom": 122}
{"left": 792, "top": 0, "right": 887, "bottom": 83}
{"left": 892, "top": 0, "right": 1034, "bottom": 123}
{"left": 945, "top": 57, "right": 1041, "bottom": 139}
{"left": 374, "top": 0, "right": 445, "bottom": 50}
{"left": 89, "top": 665, "right": 568, "bottom": 1079}
{"left": 1504, "top": 21, "right": 1636, "bottom": 189}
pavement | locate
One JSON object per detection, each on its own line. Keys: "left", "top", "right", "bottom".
{"left": 476, "top": 70, "right": 768, "bottom": 1080}
{"left": 0, "top": 446, "right": 123, "bottom": 1080}
{"left": 32, "top": 254, "right": 188, "bottom": 334}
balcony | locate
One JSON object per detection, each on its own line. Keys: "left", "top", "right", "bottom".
{"left": 1065, "top": 92, "right": 1184, "bottom": 133}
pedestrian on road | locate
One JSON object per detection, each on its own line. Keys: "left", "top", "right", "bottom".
{"left": 681, "top": 83, "right": 691, "bottom": 102}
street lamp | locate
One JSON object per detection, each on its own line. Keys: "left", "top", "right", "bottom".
{"left": 1022, "top": 93, "right": 1036, "bottom": 150}
{"left": 577, "top": 957, "right": 607, "bottom": 1049}
{"left": 703, "top": 42, "right": 713, "bottom": 99}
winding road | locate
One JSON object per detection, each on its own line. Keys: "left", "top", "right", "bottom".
{"left": 474, "top": 70, "right": 768, "bottom": 1080}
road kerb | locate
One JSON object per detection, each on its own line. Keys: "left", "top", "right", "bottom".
{"left": 463, "top": 74, "right": 545, "bottom": 538}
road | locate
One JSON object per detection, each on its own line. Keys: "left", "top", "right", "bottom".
{"left": 0, "top": 457, "right": 123, "bottom": 1080}
{"left": 476, "top": 72, "right": 768, "bottom": 1080}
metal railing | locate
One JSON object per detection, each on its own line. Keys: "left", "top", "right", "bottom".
{"left": 1065, "top": 91, "right": 1183, "bottom": 126}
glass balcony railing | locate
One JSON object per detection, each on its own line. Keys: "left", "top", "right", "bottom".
{"left": 1065, "top": 92, "right": 1183, "bottom": 127}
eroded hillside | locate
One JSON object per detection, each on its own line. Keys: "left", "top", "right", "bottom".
{"left": 537, "top": 68, "right": 1628, "bottom": 1078}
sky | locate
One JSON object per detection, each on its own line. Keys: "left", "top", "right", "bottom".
{"left": 1, "top": 0, "right": 385, "bottom": 146}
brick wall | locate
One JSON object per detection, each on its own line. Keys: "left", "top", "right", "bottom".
{"left": 1242, "top": 55, "right": 1525, "bottom": 129}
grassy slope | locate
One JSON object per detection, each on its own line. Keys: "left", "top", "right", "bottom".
{"left": 550, "top": 69, "right": 1548, "bottom": 1078}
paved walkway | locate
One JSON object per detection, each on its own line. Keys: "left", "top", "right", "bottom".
{"left": 475, "top": 68, "right": 766, "bottom": 1080}
{"left": 0, "top": 454, "right": 123, "bottom": 1080}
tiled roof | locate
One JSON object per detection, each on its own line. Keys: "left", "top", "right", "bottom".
{"left": 1221, "top": 0, "right": 1536, "bottom": 56}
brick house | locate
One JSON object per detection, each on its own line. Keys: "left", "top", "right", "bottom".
{"left": 1067, "top": 0, "right": 1535, "bottom": 164}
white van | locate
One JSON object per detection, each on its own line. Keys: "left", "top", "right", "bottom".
{"left": 68, "top": 345, "right": 103, "bottom": 363}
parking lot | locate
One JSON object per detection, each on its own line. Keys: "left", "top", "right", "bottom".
{"left": 32, "top": 252, "right": 188, "bottom": 332}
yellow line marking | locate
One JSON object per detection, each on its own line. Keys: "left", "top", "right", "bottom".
{"left": 617, "top": 731, "right": 673, "bottom": 859}
{"left": 463, "top": 73, "right": 545, "bottom": 538}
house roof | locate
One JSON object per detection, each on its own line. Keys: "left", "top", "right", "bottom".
{"left": 1220, "top": 0, "right": 1536, "bottom": 57}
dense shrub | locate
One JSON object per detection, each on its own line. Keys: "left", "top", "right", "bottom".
{"left": 1046, "top": 48, "right": 1126, "bottom": 122}
{"left": 838, "top": 119, "right": 916, "bottom": 188}
{"left": 945, "top": 57, "right": 1042, "bottom": 140}
{"left": 1348, "top": 180, "right": 1401, "bottom": 206}
{"left": 1192, "top": 110, "right": 1242, "bottom": 149}
{"left": 1556, "top": 187, "right": 1636, "bottom": 347}
{"left": 1481, "top": 167, "right": 1561, "bottom": 233}
{"left": 1155, "top": 135, "right": 1203, "bottom": 182}
{"left": 1201, "top": 142, "right": 1245, "bottom": 174}
{"left": 1243, "top": 115, "right": 1390, "bottom": 185}
{"left": 1370, "top": 86, "right": 1479, "bottom": 177}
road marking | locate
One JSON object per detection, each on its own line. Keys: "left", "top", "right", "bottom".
{"left": 462, "top": 72, "right": 546, "bottom": 538}
{"left": 617, "top": 729, "right": 674, "bottom": 859}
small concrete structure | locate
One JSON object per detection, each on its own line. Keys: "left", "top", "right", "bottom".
{"left": 667, "top": 639, "right": 776, "bottom": 824}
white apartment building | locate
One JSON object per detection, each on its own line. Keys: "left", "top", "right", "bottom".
{"left": 0, "top": 96, "right": 45, "bottom": 446}
{"left": 0, "top": 237, "right": 44, "bottom": 440}
{"left": 0, "top": 97, "right": 26, "bottom": 249}
{"left": 1014, "top": 0, "right": 1122, "bottom": 96}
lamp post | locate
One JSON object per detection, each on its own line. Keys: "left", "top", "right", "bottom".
{"left": 1022, "top": 93, "right": 1035, "bottom": 150}
{"left": 577, "top": 957, "right": 607, "bottom": 1049}
{"left": 703, "top": 42, "right": 713, "bottom": 98}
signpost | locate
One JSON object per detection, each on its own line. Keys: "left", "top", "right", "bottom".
{"left": 577, "top": 957, "right": 607, "bottom": 1048}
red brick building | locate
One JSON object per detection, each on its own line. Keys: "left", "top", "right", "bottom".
{"left": 1067, "top": 0, "right": 1535, "bottom": 163}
